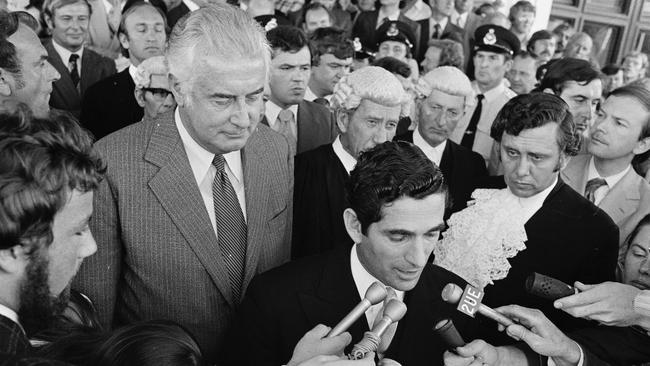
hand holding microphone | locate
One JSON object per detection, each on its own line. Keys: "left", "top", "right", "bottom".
{"left": 441, "top": 283, "right": 514, "bottom": 327}
{"left": 349, "top": 299, "right": 407, "bottom": 360}
{"left": 328, "top": 282, "right": 387, "bottom": 337}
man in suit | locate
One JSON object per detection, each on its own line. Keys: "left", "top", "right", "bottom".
{"left": 450, "top": 0, "right": 478, "bottom": 30}
{"left": 351, "top": 0, "right": 419, "bottom": 56}
{"left": 264, "top": 26, "right": 337, "bottom": 155}
{"left": 416, "top": 0, "right": 463, "bottom": 61}
{"left": 508, "top": 1, "right": 535, "bottom": 50}
{"left": 450, "top": 25, "right": 518, "bottom": 173}
{"left": 223, "top": 141, "right": 487, "bottom": 366}
{"left": 395, "top": 66, "right": 487, "bottom": 218}
{"left": 81, "top": 2, "right": 166, "bottom": 140}
{"left": 304, "top": 27, "right": 353, "bottom": 103}
{"left": 73, "top": 5, "right": 293, "bottom": 363}
{"left": 0, "top": 109, "right": 103, "bottom": 357}
{"left": 0, "top": 11, "right": 60, "bottom": 117}
{"left": 43, "top": 0, "right": 116, "bottom": 118}
{"left": 293, "top": 66, "right": 409, "bottom": 259}
{"left": 561, "top": 83, "right": 650, "bottom": 264}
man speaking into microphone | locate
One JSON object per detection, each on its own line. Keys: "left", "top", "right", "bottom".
{"left": 221, "top": 138, "right": 486, "bottom": 365}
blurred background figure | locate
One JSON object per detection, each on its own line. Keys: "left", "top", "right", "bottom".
{"left": 622, "top": 51, "right": 648, "bottom": 85}
{"left": 311, "top": 0, "right": 352, "bottom": 36}
{"left": 374, "top": 20, "right": 419, "bottom": 78}
{"left": 506, "top": 50, "right": 536, "bottom": 95}
{"left": 420, "top": 38, "right": 464, "bottom": 73}
{"left": 301, "top": 2, "right": 332, "bottom": 34}
{"left": 601, "top": 63, "right": 624, "bottom": 95}
{"left": 563, "top": 31, "right": 593, "bottom": 61}
{"left": 306, "top": 27, "right": 353, "bottom": 103}
{"left": 551, "top": 22, "right": 574, "bottom": 58}
{"left": 526, "top": 29, "right": 555, "bottom": 65}
{"left": 507, "top": 0, "right": 534, "bottom": 50}
{"left": 132, "top": 55, "right": 176, "bottom": 119}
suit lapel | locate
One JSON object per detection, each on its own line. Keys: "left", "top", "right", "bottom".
{"left": 45, "top": 41, "right": 79, "bottom": 101}
{"left": 439, "top": 140, "right": 453, "bottom": 182}
{"left": 145, "top": 113, "right": 236, "bottom": 307}
{"left": 599, "top": 169, "right": 641, "bottom": 225}
{"left": 80, "top": 49, "right": 97, "bottom": 94}
{"left": 240, "top": 130, "right": 271, "bottom": 291}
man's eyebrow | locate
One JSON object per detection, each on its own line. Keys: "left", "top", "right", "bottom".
{"left": 209, "top": 87, "right": 264, "bottom": 99}
{"left": 429, "top": 223, "right": 446, "bottom": 233}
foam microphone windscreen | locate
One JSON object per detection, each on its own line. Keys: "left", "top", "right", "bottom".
{"left": 434, "top": 319, "right": 465, "bottom": 349}
{"left": 525, "top": 272, "right": 576, "bottom": 301}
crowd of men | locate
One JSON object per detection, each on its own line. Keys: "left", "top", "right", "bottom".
{"left": 1, "top": 0, "right": 650, "bottom": 365}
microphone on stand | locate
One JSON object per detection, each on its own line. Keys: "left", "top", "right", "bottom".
{"left": 433, "top": 318, "right": 465, "bottom": 349}
{"left": 525, "top": 272, "right": 578, "bottom": 301}
{"left": 441, "top": 283, "right": 514, "bottom": 327}
{"left": 327, "top": 281, "right": 387, "bottom": 337}
{"left": 348, "top": 299, "right": 407, "bottom": 360}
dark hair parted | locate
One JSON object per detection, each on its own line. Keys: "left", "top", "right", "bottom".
{"left": 536, "top": 57, "right": 601, "bottom": 94}
{"left": 490, "top": 93, "right": 580, "bottom": 156}
{"left": 267, "top": 25, "right": 309, "bottom": 56}
{"left": 0, "top": 106, "right": 106, "bottom": 252}
{"left": 347, "top": 141, "right": 447, "bottom": 234}
{"left": 309, "top": 27, "right": 353, "bottom": 65}
{"left": 372, "top": 56, "right": 411, "bottom": 78}
{"left": 609, "top": 82, "right": 650, "bottom": 139}
{"left": 0, "top": 10, "right": 22, "bottom": 80}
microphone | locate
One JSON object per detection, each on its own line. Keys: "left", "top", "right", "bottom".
{"left": 441, "top": 283, "right": 514, "bottom": 327}
{"left": 327, "top": 281, "right": 387, "bottom": 337}
{"left": 525, "top": 272, "right": 577, "bottom": 301}
{"left": 349, "top": 299, "right": 407, "bottom": 360}
{"left": 434, "top": 318, "right": 465, "bottom": 349}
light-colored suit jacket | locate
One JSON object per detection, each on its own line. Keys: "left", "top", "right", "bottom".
{"left": 562, "top": 154, "right": 650, "bottom": 263}
{"left": 73, "top": 111, "right": 293, "bottom": 363}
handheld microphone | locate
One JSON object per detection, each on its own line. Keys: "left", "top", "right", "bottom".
{"left": 348, "top": 299, "right": 407, "bottom": 360}
{"left": 525, "top": 272, "right": 577, "bottom": 301}
{"left": 434, "top": 318, "right": 465, "bottom": 349}
{"left": 327, "top": 281, "right": 387, "bottom": 337}
{"left": 441, "top": 283, "right": 514, "bottom": 327}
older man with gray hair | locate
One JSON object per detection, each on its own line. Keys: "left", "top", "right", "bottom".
{"left": 396, "top": 66, "right": 487, "bottom": 217}
{"left": 292, "top": 66, "right": 410, "bottom": 259}
{"left": 73, "top": 4, "right": 293, "bottom": 363}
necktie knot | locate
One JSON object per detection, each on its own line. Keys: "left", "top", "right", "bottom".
{"left": 278, "top": 109, "right": 294, "bottom": 124}
{"left": 585, "top": 177, "right": 607, "bottom": 203}
{"left": 212, "top": 154, "right": 225, "bottom": 173}
{"left": 477, "top": 94, "right": 485, "bottom": 102}
{"left": 69, "top": 53, "right": 79, "bottom": 63}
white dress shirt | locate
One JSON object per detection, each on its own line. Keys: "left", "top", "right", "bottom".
{"left": 450, "top": 81, "right": 516, "bottom": 162}
{"left": 303, "top": 87, "right": 333, "bottom": 103}
{"left": 450, "top": 9, "right": 468, "bottom": 28}
{"left": 332, "top": 136, "right": 356, "bottom": 174}
{"left": 0, "top": 303, "right": 19, "bottom": 326}
{"left": 509, "top": 176, "right": 558, "bottom": 224}
{"left": 183, "top": 0, "right": 199, "bottom": 11}
{"left": 175, "top": 108, "right": 246, "bottom": 235}
{"left": 350, "top": 244, "right": 405, "bottom": 329}
{"left": 403, "top": 0, "right": 431, "bottom": 22}
{"left": 52, "top": 40, "right": 83, "bottom": 74}
{"left": 586, "top": 158, "right": 630, "bottom": 206}
{"left": 265, "top": 100, "right": 299, "bottom": 130}
{"left": 376, "top": 7, "right": 400, "bottom": 28}
{"left": 412, "top": 128, "right": 446, "bottom": 167}
{"left": 429, "top": 16, "right": 449, "bottom": 39}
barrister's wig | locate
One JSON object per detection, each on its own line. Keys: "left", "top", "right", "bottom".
{"left": 133, "top": 56, "right": 169, "bottom": 90}
{"left": 419, "top": 66, "right": 475, "bottom": 111}
{"left": 331, "top": 66, "right": 410, "bottom": 117}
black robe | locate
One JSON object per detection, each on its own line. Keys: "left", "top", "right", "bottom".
{"left": 292, "top": 143, "right": 352, "bottom": 259}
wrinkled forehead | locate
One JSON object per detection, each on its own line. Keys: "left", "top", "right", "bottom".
{"left": 561, "top": 79, "right": 602, "bottom": 99}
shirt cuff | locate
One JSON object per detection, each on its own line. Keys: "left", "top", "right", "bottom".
{"left": 547, "top": 342, "right": 583, "bottom": 366}
{"left": 633, "top": 290, "right": 650, "bottom": 332}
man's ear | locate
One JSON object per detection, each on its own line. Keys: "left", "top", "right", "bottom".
{"left": 343, "top": 208, "right": 363, "bottom": 244}
{"left": 134, "top": 88, "right": 146, "bottom": 107}
{"left": 118, "top": 32, "right": 129, "bottom": 50}
{"left": 44, "top": 13, "right": 54, "bottom": 31}
{"left": 0, "top": 68, "right": 13, "bottom": 97}
{"left": 557, "top": 152, "right": 569, "bottom": 172}
{"left": 168, "top": 73, "right": 186, "bottom": 107}
{"left": 0, "top": 246, "right": 29, "bottom": 275}
{"left": 336, "top": 109, "right": 350, "bottom": 134}
{"left": 633, "top": 136, "right": 650, "bottom": 156}
{"left": 504, "top": 58, "right": 513, "bottom": 72}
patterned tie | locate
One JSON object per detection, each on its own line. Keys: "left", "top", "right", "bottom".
{"left": 69, "top": 54, "right": 80, "bottom": 88}
{"left": 374, "top": 287, "right": 398, "bottom": 357}
{"left": 433, "top": 23, "right": 441, "bottom": 39}
{"left": 585, "top": 177, "right": 607, "bottom": 204}
{"left": 460, "top": 94, "right": 484, "bottom": 149}
{"left": 212, "top": 155, "right": 247, "bottom": 302}
{"left": 275, "top": 109, "right": 297, "bottom": 155}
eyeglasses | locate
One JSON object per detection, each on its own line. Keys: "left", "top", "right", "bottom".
{"left": 142, "top": 88, "right": 173, "bottom": 99}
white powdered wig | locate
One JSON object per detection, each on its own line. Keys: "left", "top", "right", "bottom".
{"left": 419, "top": 66, "right": 476, "bottom": 111}
{"left": 133, "top": 56, "right": 169, "bottom": 90}
{"left": 332, "top": 66, "right": 411, "bottom": 117}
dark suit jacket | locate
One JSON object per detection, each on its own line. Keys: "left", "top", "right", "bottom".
{"left": 351, "top": 10, "right": 421, "bottom": 55}
{"left": 73, "top": 111, "right": 293, "bottom": 363}
{"left": 416, "top": 18, "right": 464, "bottom": 62}
{"left": 395, "top": 132, "right": 487, "bottom": 218}
{"left": 44, "top": 40, "right": 115, "bottom": 118}
{"left": 570, "top": 326, "right": 650, "bottom": 366}
{"left": 292, "top": 143, "right": 351, "bottom": 259}
{"left": 477, "top": 180, "right": 619, "bottom": 345}
{"left": 80, "top": 69, "right": 143, "bottom": 140}
{"left": 263, "top": 100, "right": 337, "bottom": 155}
{"left": 0, "top": 316, "right": 29, "bottom": 357}
{"left": 221, "top": 247, "right": 484, "bottom": 366}
{"left": 166, "top": 2, "right": 190, "bottom": 28}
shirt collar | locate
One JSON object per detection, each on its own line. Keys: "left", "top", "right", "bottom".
{"left": 587, "top": 156, "right": 631, "bottom": 188}
{"left": 350, "top": 244, "right": 405, "bottom": 302}
{"left": 378, "top": 7, "right": 400, "bottom": 21}
{"left": 0, "top": 303, "right": 20, "bottom": 327}
{"left": 183, "top": 0, "right": 199, "bottom": 11}
{"left": 174, "top": 108, "right": 243, "bottom": 185}
{"left": 332, "top": 135, "right": 357, "bottom": 174}
{"left": 510, "top": 176, "right": 558, "bottom": 223}
{"left": 431, "top": 15, "right": 448, "bottom": 30}
{"left": 472, "top": 80, "right": 506, "bottom": 101}
{"left": 128, "top": 64, "right": 138, "bottom": 82}
{"left": 265, "top": 100, "right": 299, "bottom": 128}
{"left": 52, "top": 40, "right": 82, "bottom": 66}
{"left": 413, "top": 127, "right": 446, "bottom": 166}
{"left": 303, "top": 87, "right": 318, "bottom": 102}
